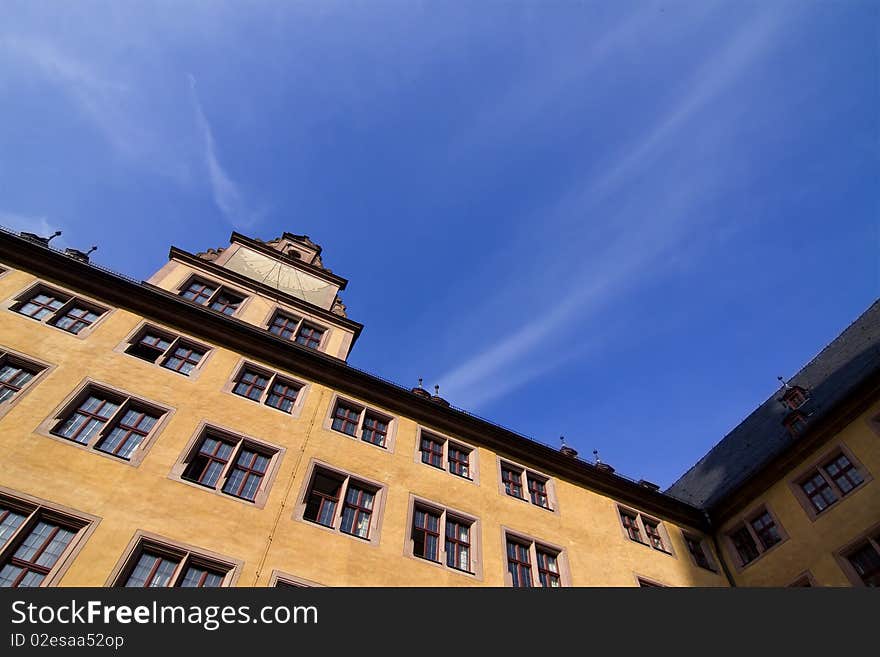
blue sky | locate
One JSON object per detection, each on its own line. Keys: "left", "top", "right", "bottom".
{"left": 1, "top": 1, "right": 877, "bottom": 489}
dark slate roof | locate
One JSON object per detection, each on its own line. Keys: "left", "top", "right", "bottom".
{"left": 666, "top": 299, "right": 880, "bottom": 509}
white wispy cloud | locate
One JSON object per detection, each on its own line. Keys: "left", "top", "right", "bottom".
{"left": 0, "top": 36, "right": 190, "bottom": 183}
{"left": 438, "top": 8, "right": 788, "bottom": 409}
{"left": 188, "top": 75, "right": 263, "bottom": 229}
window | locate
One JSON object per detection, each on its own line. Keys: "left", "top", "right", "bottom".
{"left": 621, "top": 511, "right": 642, "bottom": 542}
{"left": 617, "top": 507, "right": 672, "bottom": 554}
{"left": 788, "top": 572, "right": 816, "bottom": 587}
{"left": 407, "top": 497, "right": 479, "bottom": 576}
{"left": 298, "top": 463, "right": 383, "bottom": 543}
{"left": 780, "top": 385, "right": 809, "bottom": 410}
{"left": 792, "top": 447, "right": 871, "bottom": 519}
{"left": 111, "top": 533, "right": 238, "bottom": 587}
{"left": 730, "top": 526, "right": 760, "bottom": 565}
{"left": 0, "top": 348, "right": 47, "bottom": 411}
{"left": 501, "top": 464, "right": 524, "bottom": 499}
{"left": 527, "top": 474, "right": 550, "bottom": 509}
{"left": 503, "top": 531, "right": 567, "bottom": 588}
{"left": 0, "top": 490, "right": 95, "bottom": 588}
{"left": 783, "top": 411, "right": 809, "bottom": 437}
{"left": 412, "top": 507, "right": 441, "bottom": 562}
{"left": 683, "top": 534, "right": 716, "bottom": 571}
{"left": 122, "top": 325, "right": 209, "bottom": 377}
{"left": 179, "top": 427, "right": 279, "bottom": 504}
{"left": 10, "top": 284, "right": 108, "bottom": 336}
{"left": 725, "top": 505, "right": 787, "bottom": 568}
{"left": 268, "top": 310, "right": 326, "bottom": 351}
{"left": 328, "top": 397, "right": 394, "bottom": 451}
{"left": 499, "top": 460, "right": 555, "bottom": 510}
{"left": 43, "top": 383, "right": 168, "bottom": 465}
{"left": 228, "top": 363, "right": 305, "bottom": 415}
{"left": 844, "top": 541, "right": 880, "bottom": 587}
{"left": 179, "top": 278, "right": 245, "bottom": 317}
{"left": 643, "top": 520, "right": 665, "bottom": 551}
{"left": 506, "top": 540, "right": 532, "bottom": 587}
{"left": 536, "top": 548, "right": 561, "bottom": 587}
{"left": 416, "top": 429, "right": 475, "bottom": 481}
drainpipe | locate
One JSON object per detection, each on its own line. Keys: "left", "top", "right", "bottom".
{"left": 705, "top": 509, "right": 737, "bottom": 588}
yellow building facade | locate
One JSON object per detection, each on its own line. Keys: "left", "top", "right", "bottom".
{"left": 0, "top": 227, "right": 876, "bottom": 587}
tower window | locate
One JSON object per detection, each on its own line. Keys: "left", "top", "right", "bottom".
{"left": 179, "top": 277, "right": 246, "bottom": 317}
{"left": 267, "top": 310, "right": 327, "bottom": 352}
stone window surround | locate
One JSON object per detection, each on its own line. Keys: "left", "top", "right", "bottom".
{"left": 33, "top": 377, "right": 175, "bottom": 468}
{"left": 496, "top": 456, "right": 558, "bottom": 513}
{"left": 615, "top": 504, "right": 677, "bottom": 558}
{"left": 168, "top": 420, "right": 286, "bottom": 509}
{"left": 2, "top": 279, "right": 114, "bottom": 340}
{"left": 221, "top": 357, "right": 310, "bottom": 421}
{"left": 413, "top": 426, "right": 480, "bottom": 485}
{"left": 175, "top": 273, "right": 252, "bottom": 319}
{"left": 0, "top": 484, "right": 101, "bottom": 587}
{"left": 721, "top": 503, "right": 790, "bottom": 572}
{"left": 634, "top": 574, "right": 669, "bottom": 587}
{"left": 105, "top": 529, "right": 243, "bottom": 587}
{"left": 788, "top": 570, "right": 818, "bottom": 587}
{"left": 0, "top": 344, "right": 55, "bottom": 422}
{"left": 500, "top": 526, "right": 571, "bottom": 588}
{"left": 787, "top": 442, "right": 873, "bottom": 522}
{"left": 114, "top": 320, "right": 216, "bottom": 382}
{"left": 323, "top": 392, "right": 397, "bottom": 454}
{"left": 268, "top": 569, "right": 325, "bottom": 587}
{"left": 833, "top": 520, "right": 880, "bottom": 587}
{"left": 402, "top": 492, "right": 483, "bottom": 580}
{"left": 292, "top": 458, "right": 387, "bottom": 548}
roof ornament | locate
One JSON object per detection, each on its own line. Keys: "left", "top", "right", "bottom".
{"left": 64, "top": 245, "right": 97, "bottom": 263}
{"left": 560, "top": 436, "right": 578, "bottom": 458}
{"left": 411, "top": 377, "right": 431, "bottom": 399}
{"left": 431, "top": 384, "right": 450, "bottom": 407}
{"left": 777, "top": 375, "right": 791, "bottom": 390}
{"left": 20, "top": 230, "right": 61, "bottom": 247}
{"left": 593, "top": 449, "right": 615, "bottom": 474}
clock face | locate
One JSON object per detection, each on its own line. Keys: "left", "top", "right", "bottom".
{"left": 224, "top": 247, "right": 338, "bottom": 309}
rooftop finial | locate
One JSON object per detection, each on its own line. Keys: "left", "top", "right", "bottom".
{"left": 593, "top": 449, "right": 601, "bottom": 464}
{"left": 778, "top": 376, "right": 791, "bottom": 389}
{"left": 559, "top": 435, "right": 578, "bottom": 458}
{"left": 411, "top": 377, "right": 431, "bottom": 399}
{"left": 430, "top": 384, "right": 450, "bottom": 407}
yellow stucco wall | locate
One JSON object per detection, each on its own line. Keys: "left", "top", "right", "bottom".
{"left": 716, "top": 397, "right": 880, "bottom": 586}
{"left": 0, "top": 264, "right": 727, "bottom": 587}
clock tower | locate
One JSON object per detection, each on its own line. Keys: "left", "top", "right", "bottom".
{"left": 147, "top": 231, "right": 363, "bottom": 360}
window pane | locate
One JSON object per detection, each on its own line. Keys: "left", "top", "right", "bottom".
{"left": 0, "top": 508, "right": 27, "bottom": 549}
{"left": 180, "top": 566, "right": 224, "bottom": 588}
